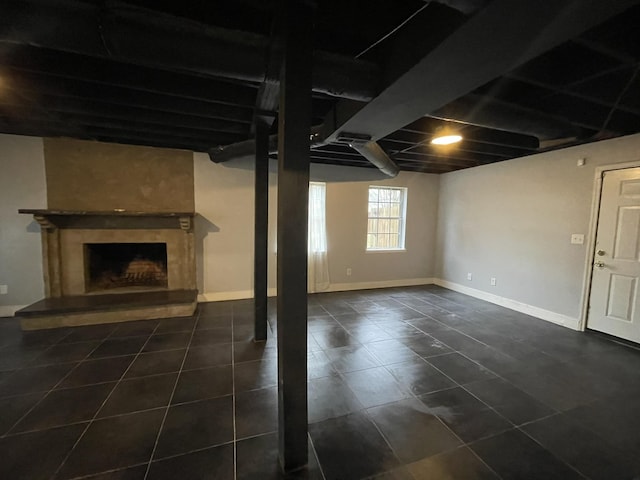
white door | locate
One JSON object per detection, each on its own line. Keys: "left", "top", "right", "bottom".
{"left": 589, "top": 167, "right": 640, "bottom": 343}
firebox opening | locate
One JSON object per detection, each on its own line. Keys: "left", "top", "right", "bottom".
{"left": 85, "top": 243, "right": 168, "bottom": 292}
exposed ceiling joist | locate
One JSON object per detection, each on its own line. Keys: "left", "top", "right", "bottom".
{"left": 0, "top": 0, "right": 639, "bottom": 174}
{"left": 0, "top": 117, "right": 231, "bottom": 151}
{"left": 322, "top": 0, "right": 640, "bottom": 143}
{"left": 0, "top": 44, "right": 259, "bottom": 106}
{"left": 0, "top": 96, "right": 251, "bottom": 136}
{"left": 3, "top": 69, "right": 255, "bottom": 123}
{"left": 0, "top": 0, "right": 380, "bottom": 101}
{"left": 430, "top": 94, "right": 583, "bottom": 141}
{"left": 0, "top": 107, "right": 247, "bottom": 141}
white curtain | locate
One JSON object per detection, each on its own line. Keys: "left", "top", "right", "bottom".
{"left": 308, "top": 182, "right": 330, "bottom": 292}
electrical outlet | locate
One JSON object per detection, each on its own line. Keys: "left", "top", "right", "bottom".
{"left": 490, "top": 277, "right": 497, "bottom": 286}
{"left": 0, "top": 285, "right": 7, "bottom": 295}
{"left": 346, "top": 268, "right": 352, "bottom": 276}
{"left": 467, "top": 273, "right": 472, "bottom": 281}
{"left": 571, "top": 234, "right": 584, "bottom": 245}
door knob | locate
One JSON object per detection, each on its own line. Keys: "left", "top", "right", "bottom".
{"left": 597, "top": 250, "right": 606, "bottom": 256}
{"left": 594, "top": 261, "right": 605, "bottom": 268}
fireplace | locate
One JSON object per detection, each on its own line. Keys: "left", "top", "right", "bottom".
{"left": 85, "top": 243, "right": 169, "bottom": 292}
{"left": 17, "top": 209, "right": 197, "bottom": 329}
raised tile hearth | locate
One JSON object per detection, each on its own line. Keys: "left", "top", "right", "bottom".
{"left": 16, "top": 290, "right": 198, "bottom": 331}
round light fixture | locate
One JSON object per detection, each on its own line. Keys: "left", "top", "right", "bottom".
{"left": 431, "top": 134, "right": 463, "bottom": 145}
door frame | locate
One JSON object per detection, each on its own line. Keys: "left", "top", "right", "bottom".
{"left": 579, "top": 160, "right": 640, "bottom": 331}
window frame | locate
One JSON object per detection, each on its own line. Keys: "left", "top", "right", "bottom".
{"left": 366, "top": 185, "right": 408, "bottom": 252}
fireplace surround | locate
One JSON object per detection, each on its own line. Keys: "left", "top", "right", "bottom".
{"left": 17, "top": 209, "right": 197, "bottom": 329}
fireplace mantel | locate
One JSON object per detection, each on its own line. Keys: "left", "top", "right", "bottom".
{"left": 19, "top": 209, "right": 195, "bottom": 231}
{"left": 19, "top": 208, "right": 197, "bottom": 302}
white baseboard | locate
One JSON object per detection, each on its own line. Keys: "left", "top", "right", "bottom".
{"left": 433, "top": 279, "right": 580, "bottom": 331}
{"left": 326, "top": 277, "right": 435, "bottom": 293}
{"left": 198, "top": 288, "right": 277, "bottom": 303}
{"left": 0, "top": 305, "right": 27, "bottom": 318}
{"left": 198, "top": 278, "right": 435, "bottom": 303}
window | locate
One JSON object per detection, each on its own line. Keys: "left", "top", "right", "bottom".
{"left": 308, "top": 182, "right": 327, "bottom": 253}
{"left": 308, "top": 182, "right": 330, "bottom": 292}
{"left": 366, "top": 186, "right": 407, "bottom": 250}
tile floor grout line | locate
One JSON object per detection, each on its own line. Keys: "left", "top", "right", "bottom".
{"left": 2, "top": 390, "right": 243, "bottom": 439}
{"left": 414, "top": 346, "right": 528, "bottom": 431}
{"left": 141, "top": 313, "right": 200, "bottom": 480}
{"left": 231, "top": 307, "right": 238, "bottom": 480}
{"left": 64, "top": 460, "right": 149, "bottom": 480}
{"left": 335, "top": 306, "right": 515, "bottom": 478}
{"left": 360, "top": 403, "right": 423, "bottom": 476}
{"left": 456, "top": 443, "right": 505, "bottom": 480}
{"left": 324, "top": 292, "right": 480, "bottom": 479}
{"left": 148, "top": 438, "right": 236, "bottom": 463}
{"left": 0, "top": 327, "right": 115, "bottom": 384}
{"left": 307, "top": 433, "right": 327, "bottom": 480}
{"left": 49, "top": 321, "right": 162, "bottom": 480}
{"left": 2, "top": 327, "right": 115, "bottom": 438}
{"left": 399, "top": 301, "right": 577, "bottom": 411}
{"left": 515, "top": 425, "right": 591, "bottom": 480}
{"left": 64, "top": 424, "right": 272, "bottom": 477}
{"left": 513, "top": 411, "right": 562, "bottom": 429}
{"left": 318, "top": 287, "right": 639, "bottom": 479}
{"left": 451, "top": 348, "right": 562, "bottom": 413}
{"left": 3, "top": 287, "right": 639, "bottom": 479}
{"left": 0, "top": 341, "right": 211, "bottom": 376}
{"left": 0, "top": 361, "right": 201, "bottom": 404}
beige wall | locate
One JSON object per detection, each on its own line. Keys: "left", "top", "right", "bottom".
{"left": 44, "top": 138, "right": 194, "bottom": 212}
{"left": 10, "top": 131, "right": 639, "bottom": 328}
{"left": 194, "top": 154, "right": 439, "bottom": 300}
{"left": 317, "top": 165, "right": 439, "bottom": 288}
{"left": 0, "top": 134, "right": 47, "bottom": 315}
{"left": 194, "top": 155, "right": 278, "bottom": 300}
{"left": 436, "top": 133, "right": 640, "bottom": 323}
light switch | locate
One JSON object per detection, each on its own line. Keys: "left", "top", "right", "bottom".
{"left": 571, "top": 234, "right": 584, "bottom": 245}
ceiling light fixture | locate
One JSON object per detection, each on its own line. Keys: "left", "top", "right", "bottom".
{"left": 430, "top": 126, "right": 463, "bottom": 145}
{"left": 431, "top": 134, "right": 462, "bottom": 145}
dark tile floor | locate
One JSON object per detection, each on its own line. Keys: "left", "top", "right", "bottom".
{"left": 1, "top": 285, "right": 640, "bottom": 479}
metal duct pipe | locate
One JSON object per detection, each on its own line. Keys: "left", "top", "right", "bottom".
{"left": 209, "top": 136, "right": 277, "bottom": 164}
{"left": 209, "top": 125, "right": 326, "bottom": 163}
{"left": 430, "top": 94, "right": 583, "bottom": 141}
{"left": 348, "top": 140, "right": 399, "bottom": 178}
{"left": 210, "top": 125, "right": 398, "bottom": 177}
{"left": 0, "top": 0, "right": 380, "bottom": 101}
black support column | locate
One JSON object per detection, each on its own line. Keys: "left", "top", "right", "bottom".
{"left": 276, "top": 0, "right": 314, "bottom": 472}
{"left": 253, "top": 120, "right": 269, "bottom": 341}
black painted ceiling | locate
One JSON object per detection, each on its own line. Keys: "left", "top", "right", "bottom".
{"left": 0, "top": 0, "right": 639, "bottom": 173}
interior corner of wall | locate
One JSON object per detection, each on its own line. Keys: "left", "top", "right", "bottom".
{"left": 433, "top": 278, "right": 580, "bottom": 331}
{"left": 0, "top": 305, "right": 27, "bottom": 318}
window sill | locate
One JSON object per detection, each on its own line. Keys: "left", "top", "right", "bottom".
{"left": 365, "top": 248, "right": 407, "bottom": 253}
